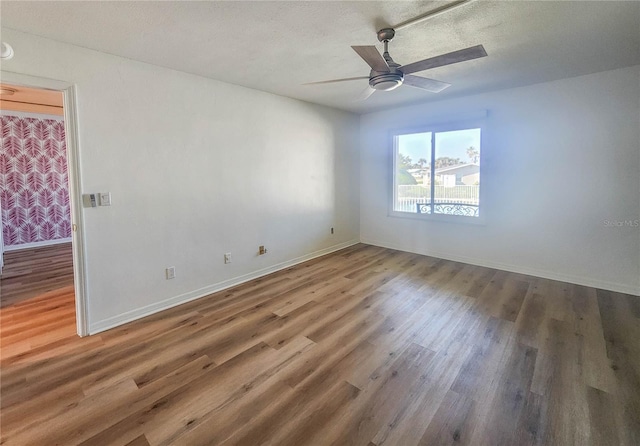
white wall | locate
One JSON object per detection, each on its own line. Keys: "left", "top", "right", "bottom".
{"left": 360, "top": 65, "right": 640, "bottom": 295}
{"left": 1, "top": 29, "right": 360, "bottom": 332}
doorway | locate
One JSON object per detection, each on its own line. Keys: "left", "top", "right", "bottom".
{"left": 0, "top": 76, "right": 87, "bottom": 353}
{"left": 0, "top": 83, "right": 77, "bottom": 355}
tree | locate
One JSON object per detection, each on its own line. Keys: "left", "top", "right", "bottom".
{"left": 417, "top": 158, "right": 428, "bottom": 169}
{"left": 396, "top": 153, "right": 418, "bottom": 185}
{"left": 397, "top": 169, "right": 418, "bottom": 185}
{"left": 397, "top": 153, "right": 413, "bottom": 170}
{"left": 466, "top": 146, "right": 479, "bottom": 164}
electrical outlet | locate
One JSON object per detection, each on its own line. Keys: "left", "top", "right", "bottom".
{"left": 259, "top": 245, "right": 267, "bottom": 255}
{"left": 331, "top": 227, "right": 334, "bottom": 234}
{"left": 224, "top": 253, "right": 232, "bottom": 264}
{"left": 166, "top": 266, "right": 176, "bottom": 280}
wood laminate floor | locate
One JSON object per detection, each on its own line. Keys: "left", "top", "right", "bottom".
{"left": 1, "top": 244, "right": 638, "bottom": 445}
{"left": 0, "top": 242, "right": 74, "bottom": 308}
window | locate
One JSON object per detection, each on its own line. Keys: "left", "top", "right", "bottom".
{"left": 393, "top": 126, "right": 481, "bottom": 218}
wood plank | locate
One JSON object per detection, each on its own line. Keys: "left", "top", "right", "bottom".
{"left": 474, "top": 342, "right": 538, "bottom": 444}
{"left": 325, "top": 342, "right": 436, "bottom": 446}
{"left": 418, "top": 390, "right": 477, "bottom": 446}
{"left": 512, "top": 390, "right": 547, "bottom": 446}
{"left": 597, "top": 289, "right": 640, "bottom": 445}
{"left": 586, "top": 385, "right": 621, "bottom": 446}
{"left": 531, "top": 318, "right": 592, "bottom": 445}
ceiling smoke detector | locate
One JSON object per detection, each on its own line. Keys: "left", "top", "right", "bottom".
{"left": 1, "top": 42, "right": 15, "bottom": 60}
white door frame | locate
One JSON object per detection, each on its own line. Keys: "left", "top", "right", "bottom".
{"left": 0, "top": 198, "right": 4, "bottom": 273}
{"left": 1, "top": 70, "right": 89, "bottom": 336}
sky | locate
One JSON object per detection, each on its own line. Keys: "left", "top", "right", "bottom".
{"left": 398, "top": 128, "right": 481, "bottom": 164}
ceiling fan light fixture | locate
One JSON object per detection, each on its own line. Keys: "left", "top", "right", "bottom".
{"left": 371, "top": 79, "right": 402, "bottom": 91}
{"left": 369, "top": 72, "right": 404, "bottom": 91}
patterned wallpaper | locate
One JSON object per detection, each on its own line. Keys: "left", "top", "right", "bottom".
{"left": 1, "top": 113, "right": 71, "bottom": 247}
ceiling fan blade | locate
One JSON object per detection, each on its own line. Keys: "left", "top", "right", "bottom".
{"left": 401, "top": 45, "right": 487, "bottom": 75}
{"left": 351, "top": 46, "right": 390, "bottom": 73}
{"left": 356, "top": 86, "right": 376, "bottom": 101}
{"left": 303, "top": 76, "right": 369, "bottom": 85}
{"left": 403, "top": 75, "right": 451, "bottom": 93}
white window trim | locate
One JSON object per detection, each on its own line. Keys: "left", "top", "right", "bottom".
{"left": 388, "top": 117, "right": 487, "bottom": 225}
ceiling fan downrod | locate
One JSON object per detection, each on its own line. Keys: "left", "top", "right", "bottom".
{"left": 369, "top": 28, "right": 403, "bottom": 91}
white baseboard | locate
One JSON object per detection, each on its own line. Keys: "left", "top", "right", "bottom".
{"left": 4, "top": 238, "right": 72, "bottom": 251}
{"left": 89, "top": 239, "right": 360, "bottom": 334}
{"left": 360, "top": 237, "right": 640, "bottom": 296}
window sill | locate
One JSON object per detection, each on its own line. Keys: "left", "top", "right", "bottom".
{"left": 388, "top": 210, "right": 487, "bottom": 226}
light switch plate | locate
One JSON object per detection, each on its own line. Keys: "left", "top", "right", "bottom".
{"left": 99, "top": 192, "right": 111, "bottom": 206}
{"left": 82, "top": 194, "right": 98, "bottom": 208}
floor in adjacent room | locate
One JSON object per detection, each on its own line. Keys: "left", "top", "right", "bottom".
{"left": 0, "top": 243, "right": 638, "bottom": 445}
{"left": 0, "top": 242, "right": 76, "bottom": 360}
{"left": 0, "top": 242, "right": 74, "bottom": 308}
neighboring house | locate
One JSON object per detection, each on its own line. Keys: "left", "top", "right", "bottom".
{"left": 407, "top": 168, "right": 428, "bottom": 182}
{"left": 430, "top": 163, "right": 479, "bottom": 186}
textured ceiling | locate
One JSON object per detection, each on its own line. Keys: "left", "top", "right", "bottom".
{"left": 1, "top": 1, "right": 639, "bottom": 114}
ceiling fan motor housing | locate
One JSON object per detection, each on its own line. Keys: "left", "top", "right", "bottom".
{"left": 369, "top": 48, "right": 403, "bottom": 91}
{"left": 376, "top": 28, "right": 396, "bottom": 42}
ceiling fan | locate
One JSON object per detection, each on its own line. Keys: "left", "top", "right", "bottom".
{"left": 305, "top": 1, "right": 487, "bottom": 100}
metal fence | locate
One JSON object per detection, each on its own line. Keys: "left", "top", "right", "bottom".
{"left": 395, "top": 185, "right": 479, "bottom": 213}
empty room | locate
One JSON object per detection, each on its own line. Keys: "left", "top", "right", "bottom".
{"left": 0, "top": 1, "right": 638, "bottom": 445}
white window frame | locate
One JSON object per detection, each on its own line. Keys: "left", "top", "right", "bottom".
{"left": 389, "top": 119, "right": 486, "bottom": 225}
